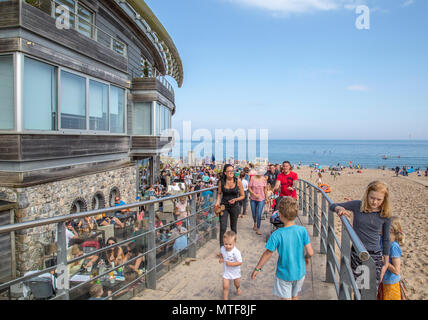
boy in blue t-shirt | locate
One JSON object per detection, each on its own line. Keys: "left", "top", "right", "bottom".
{"left": 251, "top": 197, "right": 314, "bottom": 300}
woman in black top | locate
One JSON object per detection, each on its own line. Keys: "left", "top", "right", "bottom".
{"left": 215, "top": 164, "right": 245, "bottom": 248}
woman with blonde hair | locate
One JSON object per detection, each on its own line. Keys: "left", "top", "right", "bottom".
{"left": 382, "top": 216, "right": 406, "bottom": 300}
{"left": 330, "top": 181, "right": 392, "bottom": 289}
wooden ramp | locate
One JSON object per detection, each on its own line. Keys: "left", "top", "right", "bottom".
{"left": 133, "top": 211, "right": 336, "bottom": 300}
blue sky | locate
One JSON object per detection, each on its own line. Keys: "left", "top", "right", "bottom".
{"left": 145, "top": 0, "right": 428, "bottom": 140}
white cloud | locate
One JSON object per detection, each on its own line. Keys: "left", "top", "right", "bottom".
{"left": 402, "top": 0, "right": 414, "bottom": 7}
{"left": 227, "top": 0, "right": 368, "bottom": 14}
{"left": 347, "top": 84, "right": 369, "bottom": 91}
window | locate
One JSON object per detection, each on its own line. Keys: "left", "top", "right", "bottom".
{"left": 23, "top": 57, "right": 57, "bottom": 130}
{"left": 112, "top": 39, "right": 126, "bottom": 56}
{"left": 109, "top": 187, "right": 120, "bottom": 207}
{"left": 60, "top": 70, "right": 86, "bottom": 130}
{"left": 92, "top": 192, "right": 105, "bottom": 210}
{"left": 89, "top": 79, "right": 108, "bottom": 131}
{"left": 110, "top": 86, "right": 124, "bottom": 133}
{"left": 54, "top": 0, "right": 94, "bottom": 39}
{"left": 0, "top": 55, "right": 14, "bottom": 130}
{"left": 76, "top": 3, "right": 93, "bottom": 38}
{"left": 158, "top": 105, "right": 171, "bottom": 135}
{"left": 70, "top": 198, "right": 88, "bottom": 213}
{"left": 133, "top": 102, "right": 152, "bottom": 135}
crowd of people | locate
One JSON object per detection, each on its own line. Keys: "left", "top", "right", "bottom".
{"left": 56, "top": 159, "right": 407, "bottom": 300}
{"left": 210, "top": 160, "right": 405, "bottom": 301}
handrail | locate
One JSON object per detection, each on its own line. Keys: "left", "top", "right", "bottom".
{"left": 297, "top": 179, "right": 377, "bottom": 300}
{"left": 0, "top": 186, "right": 219, "bottom": 300}
{"left": 298, "top": 179, "right": 368, "bottom": 261}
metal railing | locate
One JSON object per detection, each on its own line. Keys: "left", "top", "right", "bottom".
{"left": 298, "top": 179, "right": 377, "bottom": 300}
{"left": 0, "top": 187, "right": 218, "bottom": 300}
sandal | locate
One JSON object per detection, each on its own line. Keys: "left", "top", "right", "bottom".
{"left": 256, "top": 231, "right": 262, "bottom": 235}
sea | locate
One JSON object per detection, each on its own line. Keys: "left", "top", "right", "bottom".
{"left": 174, "top": 140, "right": 428, "bottom": 169}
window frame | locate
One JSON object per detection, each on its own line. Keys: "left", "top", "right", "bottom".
{"left": 0, "top": 53, "right": 16, "bottom": 132}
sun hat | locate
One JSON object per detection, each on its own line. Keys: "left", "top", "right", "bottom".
{"left": 256, "top": 167, "right": 265, "bottom": 176}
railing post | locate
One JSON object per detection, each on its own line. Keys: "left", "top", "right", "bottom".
{"left": 339, "top": 222, "right": 352, "bottom": 300}
{"left": 188, "top": 196, "right": 197, "bottom": 258}
{"left": 298, "top": 180, "right": 303, "bottom": 211}
{"left": 313, "top": 187, "right": 319, "bottom": 237}
{"left": 211, "top": 190, "right": 218, "bottom": 240}
{"left": 308, "top": 186, "right": 314, "bottom": 225}
{"left": 302, "top": 182, "right": 307, "bottom": 216}
{"left": 146, "top": 203, "right": 156, "bottom": 290}
{"left": 56, "top": 221, "right": 70, "bottom": 300}
{"left": 360, "top": 256, "right": 377, "bottom": 300}
{"left": 325, "top": 207, "right": 335, "bottom": 284}
{"left": 320, "top": 197, "right": 327, "bottom": 254}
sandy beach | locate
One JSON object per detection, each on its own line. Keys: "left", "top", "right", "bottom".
{"left": 296, "top": 166, "right": 428, "bottom": 300}
{"left": 134, "top": 166, "right": 427, "bottom": 300}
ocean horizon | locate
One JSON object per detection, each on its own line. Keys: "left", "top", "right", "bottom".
{"left": 171, "top": 139, "right": 428, "bottom": 169}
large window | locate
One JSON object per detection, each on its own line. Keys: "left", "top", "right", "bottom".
{"left": 60, "top": 70, "right": 86, "bottom": 130}
{"left": 133, "top": 102, "right": 152, "bottom": 135}
{"left": 23, "top": 57, "right": 57, "bottom": 130}
{"left": 0, "top": 55, "right": 14, "bottom": 130}
{"left": 158, "top": 104, "right": 171, "bottom": 135}
{"left": 89, "top": 79, "right": 108, "bottom": 131}
{"left": 110, "top": 85, "right": 124, "bottom": 133}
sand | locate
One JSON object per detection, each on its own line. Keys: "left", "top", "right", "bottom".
{"left": 296, "top": 166, "right": 428, "bottom": 300}
{"left": 134, "top": 167, "right": 427, "bottom": 300}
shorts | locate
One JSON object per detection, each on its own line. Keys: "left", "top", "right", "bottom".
{"left": 272, "top": 276, "right": 305, "bottom": 299}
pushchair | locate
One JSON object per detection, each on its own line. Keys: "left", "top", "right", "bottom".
{"left": 22, "top": 273, "right": 56, "bottom": 300}
{"left": 265, "top": 196, "right": 286, "bottom": 242}
{"left": 265, "top": 211, "right": 284, "bottom": 242}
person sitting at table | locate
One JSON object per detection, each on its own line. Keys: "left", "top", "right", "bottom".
{"left": 123, "top": 242, "right": 145, "bottom": 272}
{"left": 77, "top": 216, "right": 97, "bottom": 233}
{"left": 88, "top": 283, "right": 112, "bottom": 300}
{"left": 114, "top": 196, "right": 129, "bottom": 215}
{"left": 68, "top": 244, "right": 99, "bottom": 275}
{"left": 94, "top": 212, "right": 125, "bottom": 229}
{"left": 105, "top": 237, "right": 125, "bottom": 267}
{"left": 172, "top": 221, "right": 188, "bottom": 255}
{"left": 174, "top": 196, "right": 189, "bottom": 226}
{"left": 144, "top": 185, "right": 155, "bottom": 199}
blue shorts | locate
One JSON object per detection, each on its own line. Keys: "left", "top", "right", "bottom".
{"left": 272, "top": 276, "right": 305, "bottom": 299}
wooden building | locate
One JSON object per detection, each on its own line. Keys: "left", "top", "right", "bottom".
{"left": 0, "top": 0, "right": 183, "bottom": 277}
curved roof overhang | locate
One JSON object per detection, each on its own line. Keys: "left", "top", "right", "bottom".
{"left": 124, "top": 0, "right": 184, "bottom": 88}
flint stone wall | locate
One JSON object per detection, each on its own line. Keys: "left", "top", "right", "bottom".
{"left": 0, "top": 165, "right": 137, "bottom": 276}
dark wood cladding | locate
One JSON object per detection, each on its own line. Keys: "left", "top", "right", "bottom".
{"left": 0, "top": 135, "right": 20, "bottom": 161}
{"left": 19, "top": 38, "right": 129, "bottom": 88}
{"left": 0, "top": 0, "right": 19, "bottom": 28}
{"left": 0, "top": 38, "right": 20, "bottom": 53}
{"left": 19, "top": 134, "right": 130, "bottom": 161}
{"left": 131, "top": 136, "right": 173, "bottom": 150}
{"left": 132, "top": 78, "right": 175, "bottom": 104}
{"left": 0, "top": 159, "right": 133, "bottom": 188}
{"left": 20, "top": 159, "right": 132, "bottom": 186}
{"left": 20, "top": 1, "right": 128, "bottom": 73}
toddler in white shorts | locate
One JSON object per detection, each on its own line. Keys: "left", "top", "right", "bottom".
{"left": 219, "top": 230, "right": 242, "bottom": 300}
